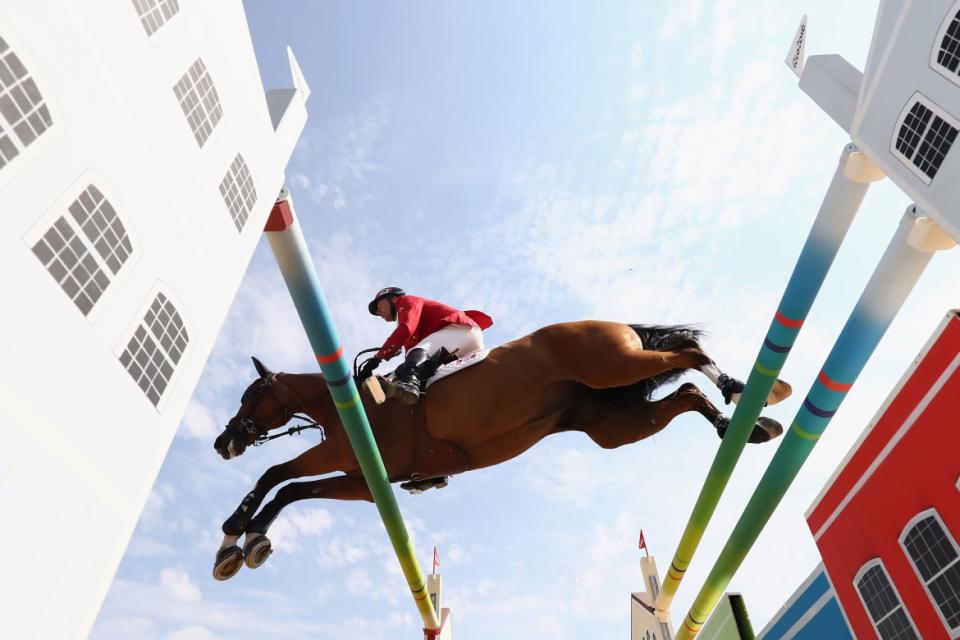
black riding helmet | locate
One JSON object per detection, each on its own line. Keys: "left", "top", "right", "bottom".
{"left": 368, "top": 286, "right": 406, "bottom": 315}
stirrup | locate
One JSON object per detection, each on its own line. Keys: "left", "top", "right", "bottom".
{"left": 400, "top": 476, "right": 450, "bottom": 494}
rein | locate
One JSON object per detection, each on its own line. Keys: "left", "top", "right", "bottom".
{"left": 252, "top": 413, "right": 325, "bottom": 447}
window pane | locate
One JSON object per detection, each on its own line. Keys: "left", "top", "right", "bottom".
{"left": 904, "top": 516, "right": 959, "bottom": 582}
{"left": 173, "top": 59, "right": 221, "bottom": 148}
{"left": 131, "top": 0, "right": 180, "bottom": 36}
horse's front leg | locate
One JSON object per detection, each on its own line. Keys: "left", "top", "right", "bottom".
{"left": 229, "top": 474, "right": 372, "bottom": 574}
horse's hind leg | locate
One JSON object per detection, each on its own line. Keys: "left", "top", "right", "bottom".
{"left": 580, "top": 383, "right": 719, "bottom": 449}
{"left": 579, "top": 383, "right": 782, "bottom": 449}
{"left": 542, "top": 321, "right": 791, "bottom": 405}
{"left": 538, "top": 321, "right": 712, "bottom": 389}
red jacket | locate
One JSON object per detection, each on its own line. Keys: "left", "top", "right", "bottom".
{"left": 376, "top": 295, "right": 492, "bottom": 359}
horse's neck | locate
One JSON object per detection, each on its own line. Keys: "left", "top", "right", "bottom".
{"left": 277, "top": 372, "right": 331, "bottom": 419}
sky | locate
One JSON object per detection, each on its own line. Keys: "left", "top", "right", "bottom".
{"left": 91, "top": 1, "right": 960, "bottom": 639}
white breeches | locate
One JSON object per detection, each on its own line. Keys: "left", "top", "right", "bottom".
{"left": 411, "top": 324, "right": 484, "bottom": 359}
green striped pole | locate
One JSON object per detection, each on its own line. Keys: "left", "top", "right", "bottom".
{"left": 264, "top": 190, "right": 441, "bottom": 635}
{"left": 674, "top": 207, "right": 949, "bottom": 639}
{"left": 654, "top": 146, "right": 884, "bottom": 620}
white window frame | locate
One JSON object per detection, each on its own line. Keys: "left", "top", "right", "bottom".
{"left": 890, "top": 92, "right": 960, "bottom": 186}
{"left": 853, "top": 558, "right": 920, "bottom": 640}
{"left": 114, "top": 283, "right": 192, "bottom": 413}
{"left": 931, "top": 1, "right": 960, "bottom": 88}
{"left": 21, "top": 172, "right": 139, "bottom": 322}
{"left": 0, "top": 31, "right": 62, "bottom": 190}
{"left": 899, "top": 508, "right": 960, "bottom": 638}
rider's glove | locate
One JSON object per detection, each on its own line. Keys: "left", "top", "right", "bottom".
{"left": 358, "top": 357, "right": 382, "bottom": 381}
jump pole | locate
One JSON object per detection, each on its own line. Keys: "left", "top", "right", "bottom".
{"left": 654, "top": 144, "right": 883, "bottom": 620}
{"left": 674, "top": 207, "right": 956, "bottom": 639}
{"left": 264, "top": 188, "right": 443, "bottom": 638}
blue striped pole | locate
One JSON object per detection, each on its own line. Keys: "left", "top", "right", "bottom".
{"left": 655, "top": 145, "right": 884, "bottom": 619}
{"left": 264, "top": 190, "right": 441, "bottom": 635}
{"left": 675, "top": 206, "right": 949, "bottom": 638}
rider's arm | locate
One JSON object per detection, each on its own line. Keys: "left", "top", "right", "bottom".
{"left": 376, "top": 296, "right": 423, "bottom": 359}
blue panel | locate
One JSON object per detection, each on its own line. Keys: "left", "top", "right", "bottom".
{"left": 761, "top": 574, "right": 853, "bottom": 640}
{"left": 762, "top": 572, "right": 831, "bottom": 638}
{"left": 789, "top": 600, "right": 853, "bottom": 640}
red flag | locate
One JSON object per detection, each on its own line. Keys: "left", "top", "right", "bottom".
{"left": 638, "top": 530, "right": 649, "bottom": 557}
{"left": 432, "top": 545, "right": 440, "bottom": 575}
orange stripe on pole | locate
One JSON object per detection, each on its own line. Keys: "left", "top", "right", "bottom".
{"left": 774, "top": 311, "right": 804, "bottom": 329}
{"left": 316, "top": 345, "right": 344, "bottom": 364}
{"left": 817, "top": 370, "right": 853, "bottom": 392}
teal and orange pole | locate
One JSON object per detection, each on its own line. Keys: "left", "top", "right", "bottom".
{"left": 655, "top": 145, "right": 885, "bottom": 620}
{"left": 264, "top": 189, "right": 441, "bottom": 636}
{"left": 674, "top": 207, "right": 954, "bottom": 639}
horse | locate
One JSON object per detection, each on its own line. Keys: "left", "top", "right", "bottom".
{"left": 211, "top": 320, "right": 790, "bottom": 580}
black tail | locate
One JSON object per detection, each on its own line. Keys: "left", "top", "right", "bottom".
{"left": 629, "top": 324, "right": 704, "bottom": 399}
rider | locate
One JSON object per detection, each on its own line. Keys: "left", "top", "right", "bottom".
{"left": 359, "top": 287, "right": 492, "bottom": 404}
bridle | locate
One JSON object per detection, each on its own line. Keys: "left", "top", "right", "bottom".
{"left": 226, "top": 374, "right": 325, "bottom": 448}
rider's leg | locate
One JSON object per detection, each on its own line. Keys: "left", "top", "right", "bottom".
{"left": 384, "top": 347, "right": 430, "bottom": 404}
{"left": 384, "top": 324, "right": 484, "bottom": 404}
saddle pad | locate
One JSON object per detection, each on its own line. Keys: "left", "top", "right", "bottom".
{"left": 425, "top": 349, "right": 490, "bottom": 389}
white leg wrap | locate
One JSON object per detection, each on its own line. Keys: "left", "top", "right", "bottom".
{"left": 699, "top": 363, "right": 722, "bottom": 386}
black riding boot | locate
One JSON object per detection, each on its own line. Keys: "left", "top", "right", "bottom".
{"left": 384, "top": 348, "right": 430, "bottom": 405}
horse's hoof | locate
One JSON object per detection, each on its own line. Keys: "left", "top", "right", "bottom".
{"left": 712, "top": 415, "right": 729, "bottom": 440}
{"left": 243, "top": 535, "right": 273, "bottom": 569}
{"left": 212, "top": 545, "right": 244, "bottom": 581}
{"left": 767, "top": 379, "right": 793, "bottom": 405}
{"left": 749, "top": 417, "right": 783, "bottom": 444}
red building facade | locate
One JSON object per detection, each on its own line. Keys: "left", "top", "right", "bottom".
{"left": 806, "top": 311, "right": 960, "bottom": 639}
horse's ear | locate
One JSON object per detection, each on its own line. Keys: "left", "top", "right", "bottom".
{"left": 251, "top": 356, "right": 273, "bottom": 379}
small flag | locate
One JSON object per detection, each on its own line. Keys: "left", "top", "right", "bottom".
{"left": 433, "top": 545, "right": 440, "bottom": 575}
{"left": 784, "top": 15, "right": 808, "bottom": 78}
{"left": 639, "top": 530, "right": 649, "bottom": 557}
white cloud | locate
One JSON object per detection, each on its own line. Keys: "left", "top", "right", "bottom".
{"left": 659, "top": 0, "right": 705, "bottom": 42}
{"left": 268, "top": 507, "right": 335, "bottom": 553}
{"left": 166, "top": 626, "right": 220, "bottom": 640}
{"left": 140, "top": 483, "right": 176, "bottom": 529}
{"left": 160, "top": 568, "right": 202, "bottom": 603}
{"left": 181, "top": 398, "right": 219, "bottom": 440}
{"left": 294, "top": 94, "right": 393, "bottom": 211}
{"left": 523, "top": 445, "right": 615, "bottom": 507}
{"left": 346, "top": 567, "right": 373, "bottom": 595}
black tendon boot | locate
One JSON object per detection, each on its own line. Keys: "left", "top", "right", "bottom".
{"left": 383, "top": 348, "right": 430, "bottom": 405}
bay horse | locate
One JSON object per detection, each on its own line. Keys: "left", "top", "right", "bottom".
{"left": 211, "top": 320, "right": 790, "bottom": 580}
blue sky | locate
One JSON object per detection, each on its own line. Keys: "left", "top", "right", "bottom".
{"left": 92, "top": 2, "right": 960, "bottom": 639}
